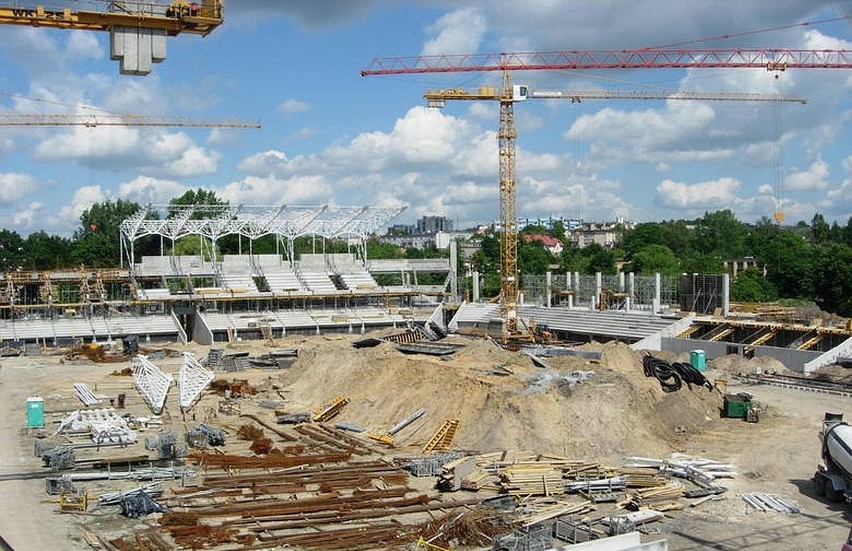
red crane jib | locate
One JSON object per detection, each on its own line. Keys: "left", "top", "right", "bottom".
{"left": 362, "top": 48, "right": 852, "bottom": 76}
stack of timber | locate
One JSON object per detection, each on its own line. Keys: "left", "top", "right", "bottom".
{"left": 500, "top": 463, "right": 564, "bottom": 496}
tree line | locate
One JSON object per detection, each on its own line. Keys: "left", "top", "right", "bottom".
{"left": 470, "top": 210, "right": 852, "bottom": 317}
{"left": 0, "top": 191, "right": 848, "bottom": 316}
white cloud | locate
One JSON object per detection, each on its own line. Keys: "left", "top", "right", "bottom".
{"left": 54, "top": 185, "right": 106, "bottom": 230}
{"left": 219, "top": 175, "right": 333, "bottom": 205}
{"left": 66, "top": 31, "right": 102, "bottom": 60}
{"left": 422, "top": 8, "right": 487, "bottom": 56}
{"left": 11, "top": 201, "right": 43, "bottom": 228}
{"left": 655, "top": 177, "right": 741, "bottom": 209}
{"left": 278, "top": 99, "right": 311, "bottom": 114}
{"left": 118, "top": 176, "right": 188, "bottom": 205}
{"left": 785, "top": 159, "right": 829, "bottom": 191}
{"left": 0, "top": 173, "right": 41, "bottom": 204}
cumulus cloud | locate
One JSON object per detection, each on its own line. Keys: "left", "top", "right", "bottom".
{"left": 0, "top": 173, "right": 41, "bottom": 204}
{"left": 278, "top": 99, "right": 311, "bottom": 114}
{"left": 118, "top": 176, "right": 188, "bottom": 205}
{"left": 655, "top": 177, "right": 741, "bottom": 209}
{"left": 219, "top": 175, "right": 333, "bottom": 205}
{"left": 422, "top": 8, "right": 487, "bottom": 56}
{"left": 785, "top": 159, "right": 830, "bottom": 191}
{"left": 54, "top": 185, "right": 106, "bottom": 229}
{"left": 11, "top": 201, "right": 43, "bottom": 228}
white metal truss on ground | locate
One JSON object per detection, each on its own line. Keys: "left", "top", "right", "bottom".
{"left": 132, "top": 355, "right": 173, "bottom": 414}
{"left": 178, "top": 352, "right": 214, "bottom": 410}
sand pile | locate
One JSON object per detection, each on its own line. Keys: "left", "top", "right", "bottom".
{"left": 274, "top": 334, "right": 723, "bottom": 463}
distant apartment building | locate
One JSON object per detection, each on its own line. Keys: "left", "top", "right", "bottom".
{"left": 381, "top": 215, "right": 454, "bottom": 249}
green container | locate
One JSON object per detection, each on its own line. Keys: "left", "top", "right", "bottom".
{"left": 26, "top": 397, "right": 44, "bottom": 428}
{"left": 723, "top": 394, "right": 752, "bottom": 418}
{"left": 690, "top": 349, "right": 707, "bottom": 372}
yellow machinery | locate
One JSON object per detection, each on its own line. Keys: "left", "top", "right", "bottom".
{"left": 59, "top": 492, "right": 88, "bottom": 513}
{"left": 0, "top": 1, "right": 223, "bottom": 36}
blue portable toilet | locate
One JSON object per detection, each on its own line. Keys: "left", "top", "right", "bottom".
{"left": 26, "top": 397, "right": 44, "bottom": 428}
{"left": 690, "top": 350, "right": 707, "bottom": 372}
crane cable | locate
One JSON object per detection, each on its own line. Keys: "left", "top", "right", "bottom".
{"left": 645, "top": 15, "right": 852, "bottom": 49}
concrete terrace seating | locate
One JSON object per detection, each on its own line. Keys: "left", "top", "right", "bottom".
{"left": 339, "top": 268, "right": 380, "bottom": 292}
{"left": 298, "top": 271, "right": 338, "bottom": 294}
{"left": 0, "top": 314, "right": 179, "bottom": 342}
{"left": 264, "top": 266, "right": 305, "bottom": 294}
{"left": 136, "top": 255, "right": 212, "bottom": 277}
{"left": 448, "top": 302, "right": 678, "bottom": 342}
{"left": 136, "top": 288, "right": 172, "bottom": 300}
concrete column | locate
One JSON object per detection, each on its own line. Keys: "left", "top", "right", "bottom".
{"left": 546, "top": 271, "right": 552, "bottom": 308}
{"left": 653, "top": 272, "right": 661, "bottom": 314}
{"left": 574, "top": 271, "right": 580, "bottom": 307}
{"left": 595, "top": 272, "right": 602, "bottom": 311}
{"left": 566, "top": 272, "right": 573, "bottom": 308}
{"left": 722, "top": 273, "right": 730, "bottom": 318}
{"left": 449, "top": 240, "right": 458, "bottom": 302}
{"left": 471, "top": 271, "right": 480, "bottom": 302}
{"left": 627, "top": 272, "right": 635, "bottom": 311}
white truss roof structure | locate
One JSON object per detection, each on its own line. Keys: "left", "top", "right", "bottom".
{"left": 120, "top": 203, "right": 406, "bottom": 244}
{"left": 132, "top": 355, "right": 173, "bottom": 414}
{"left": 178, "top": 352, "right": 214, "bottom": 410}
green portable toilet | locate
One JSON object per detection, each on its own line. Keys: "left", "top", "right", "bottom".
{"left": 26, "top": 397, "right": 44, "bottom": 429}
{"left": 690, "top": 349, "right": 707, "bottom": 372}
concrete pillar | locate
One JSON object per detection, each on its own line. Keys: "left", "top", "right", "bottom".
{"left": 471, "top": 271, "right": 480, "bottom": 302}
{"left": 627, "top": 272, "right": 635, "bottom": 311}
{"left": 618, "top": 271, "right": 625, "bottom": 292}
{"left": 595, "top": 272, "right": 602, "bottom": 311}
{"left": 653, "top": 272, "right": 661, "bottom": 314}
{"left": 566, "top": 272, "right": 573, "bottom": 308}
{"left": 722, "top": 273, "right": 730, "bottom": 318}
{"left": 546, "top": 271, "right": 552, "bottom": 308}
{"left": 574, "top": 271, "right": 580, "bottom": 307}
{"left": 449, "top": 240, "right": 459, "bottom": 302}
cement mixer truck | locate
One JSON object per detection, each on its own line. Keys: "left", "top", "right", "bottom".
{"left": 814, "top": 412, "right": 852, "bottom": 505}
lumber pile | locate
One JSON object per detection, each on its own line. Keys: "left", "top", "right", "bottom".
{"left": 500, "top": 463, "right": 564, "bottom": 496}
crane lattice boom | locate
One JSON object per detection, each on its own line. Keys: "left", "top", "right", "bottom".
{"left": 0, "top": 113, "right": 260, "bottom": 128}
{"left": 363, "top": 48, "right": 852, "bottom": 75}
{"left": 364, "top": 47, "right": 851, "bottom": 336}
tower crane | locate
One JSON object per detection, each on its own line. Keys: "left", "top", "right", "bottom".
{"left": 0, "top": 113, "right": 260, "bottom": 128}
{"left": 0, "top": 1, "right": 225, "bottom": 74}
{"left": 363, "top": 47, "right": 852, "bottom": 335}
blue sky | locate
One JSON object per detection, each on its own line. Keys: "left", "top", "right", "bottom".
{"left": 0, "top": 1, "right": 850, "bottom": 237}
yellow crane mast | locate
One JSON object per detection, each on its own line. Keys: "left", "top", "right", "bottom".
{"left": 425, "top": 80, "right": 806, "bottom": 335}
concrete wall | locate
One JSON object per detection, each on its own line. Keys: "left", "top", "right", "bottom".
{"left": 661, "top": 337, "right": 821, "bottom": 374}
{"left": 552, "top": 532, "right": 667, "bottom": 550}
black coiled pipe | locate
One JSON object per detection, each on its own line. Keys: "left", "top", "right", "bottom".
{"left": 643, "top": 354, "right": 713, "bottom": 393}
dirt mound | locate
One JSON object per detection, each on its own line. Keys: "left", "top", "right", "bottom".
{"left": 276, "top": 334, "right": 722, "bottom": 463}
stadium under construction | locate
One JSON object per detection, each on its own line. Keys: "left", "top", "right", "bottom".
{"left": 0, "top": 204, "right": 848, "bottom": 375}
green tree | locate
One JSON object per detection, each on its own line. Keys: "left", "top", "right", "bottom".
{"left": 0, "top": 230, "right": 25, "bottom": 272}
{"left": 551, "top": 220, "right": 567, "bottom": 243}
{"left": 366, "top": 239, "right": 404, "bottom": 259}
{"left": 518, "top": 240, "right": 554, "bottom": 276}
{"left": 71, "top": 199, "right": 141, "bottom": 267}
{"left": 730, "top": 267, "right": 777, "bottom": 302}
{"left": 632, "top": 244, "right": 680, "bottom": 275}
{"left": 585, "top": 243, "right": 617, "bottom": 274}
{"left": 811, "top": 243, "right": 852, "bottom": 316}
{"left": 810, "top": 213, "right": 830, "bottom": 245}
{"left": 25, "top": 231, "right": 71, "bottom": 270}
{"left": 693, "top": 209, "right": 747, "bottom": 260}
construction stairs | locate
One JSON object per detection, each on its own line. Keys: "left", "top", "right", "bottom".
{"left": 422, "top": 419, "right": 460, "bottom": 453}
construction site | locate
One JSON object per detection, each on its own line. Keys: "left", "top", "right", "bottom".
{"left": 0, "top": 2, "right": 851, "bottom": 550}
{"left": 0, "top": 199, "right": 849, "bottom": 550}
